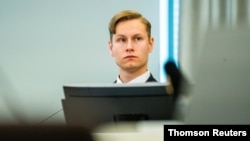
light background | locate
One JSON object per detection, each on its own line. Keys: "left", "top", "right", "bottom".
{"left": 0, "top": 0, "right": 162, "bottom": 124}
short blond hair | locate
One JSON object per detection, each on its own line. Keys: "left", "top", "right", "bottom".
{"left": 108, "top": 10, "right": 151, "bottom": 40}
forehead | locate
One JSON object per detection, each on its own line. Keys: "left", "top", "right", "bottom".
{"left": 115, "top": 19, "right": 147, "bottom": 34}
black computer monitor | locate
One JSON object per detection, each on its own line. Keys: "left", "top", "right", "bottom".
{"left": 62, "top": 83, "right": 174, "bottom": 131}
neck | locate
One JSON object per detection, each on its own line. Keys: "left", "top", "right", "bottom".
{"left": 119, "top": 68, "right": 148, "bottom": 83}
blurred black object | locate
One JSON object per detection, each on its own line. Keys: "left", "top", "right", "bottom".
{"left": 164, "top": 61, "right": 190, "bottom": 120}
{"left": 0, "top": 125, "right": 94, "bottom": 141}
{"left": 164, "top": 61, "right": 189, "bottom": 100}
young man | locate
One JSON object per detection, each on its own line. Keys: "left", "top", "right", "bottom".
{"left": 108, "top": 10, "right": 157, "bottom": 83}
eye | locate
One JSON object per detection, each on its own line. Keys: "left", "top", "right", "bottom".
{"left": 117, "top": 38, "right": 126, "bottom": 43}
{"left": 135, "top": 37, "right": 142, "bottom": 41}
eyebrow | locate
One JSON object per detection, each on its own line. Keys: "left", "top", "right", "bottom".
{"left": 115, "top": 33, "right": 144, "bottom": 37}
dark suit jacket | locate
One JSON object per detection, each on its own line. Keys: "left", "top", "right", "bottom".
{"left": 114, "top": 73, "right": 157, "bottom": 83}
{"left": 146, "top": 73, "right": 157, "bottom": 82}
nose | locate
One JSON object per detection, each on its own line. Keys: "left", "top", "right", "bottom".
{"left": 126, "top": 39, "right": 134, "bottom": 52}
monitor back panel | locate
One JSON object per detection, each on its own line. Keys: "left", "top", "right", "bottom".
{"left": 62, "top": 95, "right": 174, "bottom": 131}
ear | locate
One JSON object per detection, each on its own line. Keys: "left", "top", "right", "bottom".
{"left": 108, "top": 40, "right": 114, "bottom": 56}
{"left": 148, "top": 37, "right": 154, "bottom": 53}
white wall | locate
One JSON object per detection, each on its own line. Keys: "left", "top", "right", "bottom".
{"left": 179, "top": 0, "right": 250, "bottom": 124}
{"left": 179, "top": 0, "right": 250, "bottom": 83}
{"left": 0, "top": 0, "right": 161, "bottom": 125}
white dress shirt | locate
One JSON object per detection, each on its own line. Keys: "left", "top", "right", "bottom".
{"left": 116, "top": 70, "right": 151, "bottom": 84}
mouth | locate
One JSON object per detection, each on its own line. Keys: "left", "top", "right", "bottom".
{"left": 124, "top": 55, "right": 137, "bottom": 59}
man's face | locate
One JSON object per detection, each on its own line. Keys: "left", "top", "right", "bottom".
{"left": 108, "top": 19, "right": 154, "bottom": 73}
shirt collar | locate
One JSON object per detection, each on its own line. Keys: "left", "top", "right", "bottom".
{"left": 116, "top": 70, "right": 150, "bottom": 84}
